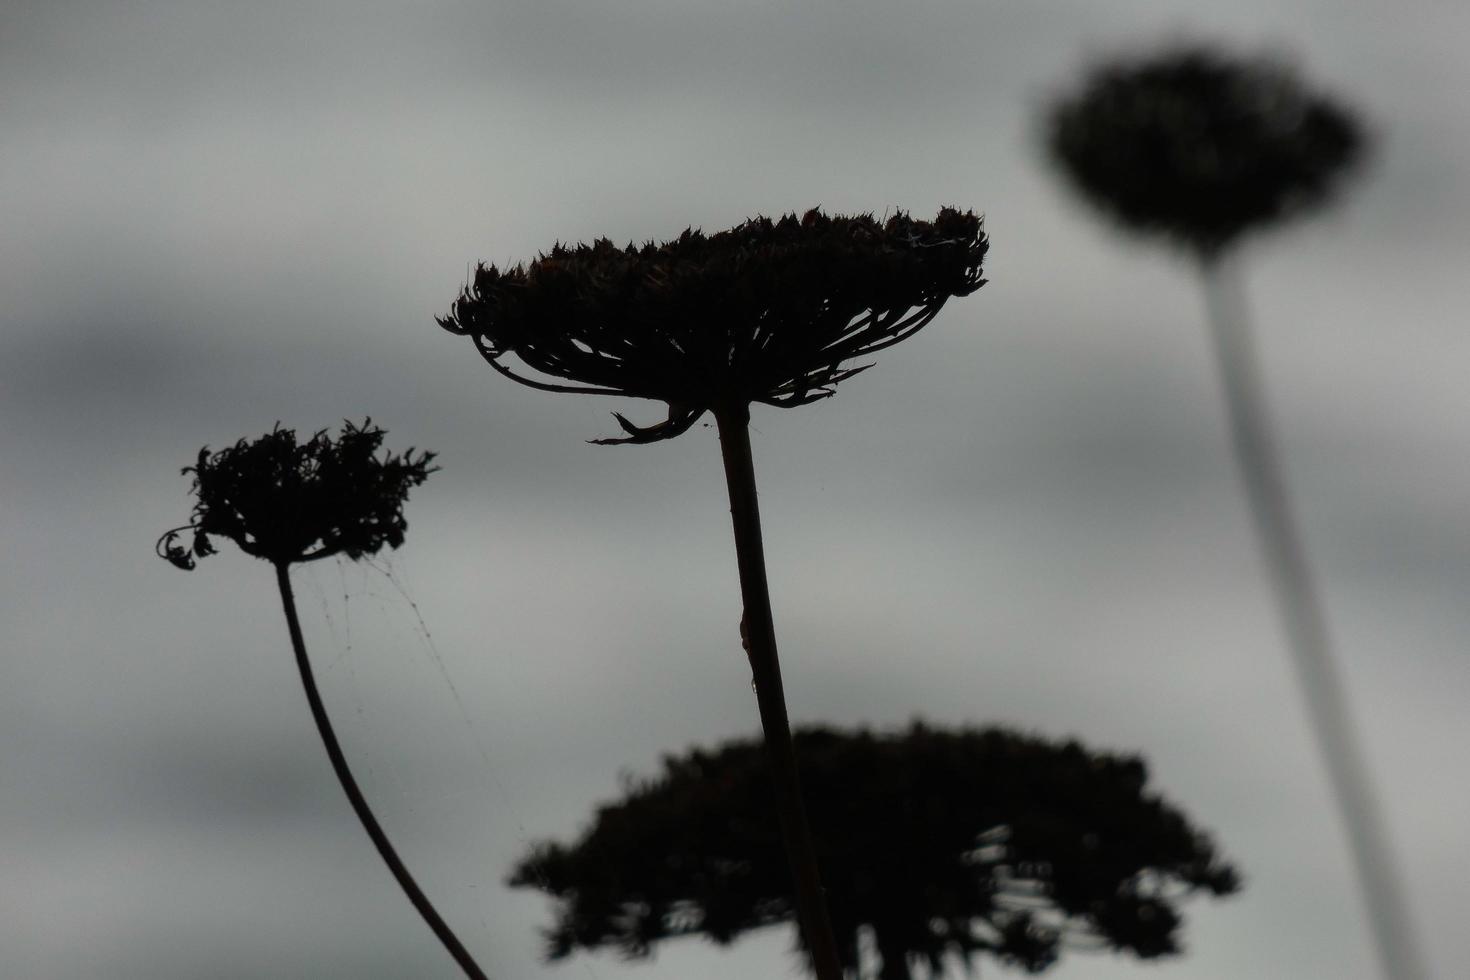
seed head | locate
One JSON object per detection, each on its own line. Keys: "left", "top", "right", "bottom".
{"left": 510, "top": 723, "right": 1238, "bottom": 971}
{"left": 438, "top": 207, "right": 987, "bottom": 443}
{"left": 1046, "top": 43, "right": 1367, "bottom": 256}
{"left": 156, "top": 419, "right": 437, "bottom": 569}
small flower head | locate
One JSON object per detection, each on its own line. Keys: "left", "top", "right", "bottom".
{"left": 156, "top": 419, "right": 437, "bottom": 570}
{"left": 438, "top": 207, "right": 987, "bottom": 443}
{"left": 1046, "top": 43, "right": 1367, "bottom": 256}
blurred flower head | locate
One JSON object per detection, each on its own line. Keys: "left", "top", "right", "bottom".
{"left": 511, "top": 723, "right": 1238, "bottom": 974}
{"left": 156, "top": 419, "right": 437, "bottom": 569}
{"left": 438, "top": 207, "right": 987, "bottom": 443}
{"left": 1045, "top": 43, "right": 1367, "bottom": 256}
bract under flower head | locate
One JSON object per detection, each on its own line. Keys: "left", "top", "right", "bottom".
{"left": 1046, "top": 44, "right": 1366, "bottom": 256}
{"left": 156, "top": 419, "right": 437, "bottom": 569}
{"left": 438, "top": 207, "right": 987, "bottom": 443}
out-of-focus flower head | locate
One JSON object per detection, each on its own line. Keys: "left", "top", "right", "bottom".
{"left": 156, "top": 419, "right": 437, "bottom": 569}
{"left": 1046, "top": 43, "right": 1367, "bottom": 256}
{"left": 510, "top": 723, "right": 1239, "bottom": 974}
{"left": 438, "top": 208, "right": 987, "bottom": 443}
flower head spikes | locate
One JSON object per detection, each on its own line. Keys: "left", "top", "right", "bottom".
{"left": 1046, "top": 44, "right": 1366, "bottom": 257}
{"left": 157, "top": 419, "right": 438, "bottom": 570}
{"left": 438, "top": 208, "right": 987, "bottom": 443}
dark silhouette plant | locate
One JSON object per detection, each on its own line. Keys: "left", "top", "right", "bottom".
{"left": 509, "top": 723, "right": 1239, "bottom": 980}
{"left": 1046, "top": 45, "right": 1363, "bottom": 258}
{"left": 439, "top": 208, "right": 987, "bottom": 980}
{"left": 1044, "top": 43, "right": 1421, "bottom": 980}
{"left": 156, "top": 421, "right": 485, "bottom": 979}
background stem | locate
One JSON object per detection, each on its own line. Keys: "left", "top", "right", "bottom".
{"left": 274, "top": 562, "right": 490, "bottom": 980}
{"left": 1200, "top": 255, "right": 1425, "bottom": 980}
{"left": 714, "top": 408, "right": 845, "bottom": 980}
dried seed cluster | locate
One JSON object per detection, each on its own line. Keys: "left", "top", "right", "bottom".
{"left": 157, "top": 420, "right": 437, "bottom": 569}
{"left": 511, "top": 724, "right": 1238, "bottom": 973}
{"left": 1047, "top": 45, "right": 1365, "bottom": 255}
{"left": 439, "top": 208, "right": 987, "bottom": 443}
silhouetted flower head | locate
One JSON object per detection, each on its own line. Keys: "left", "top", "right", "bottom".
{"left": 1046, "top": 44, "right": 1367, "bottom": 256}
{"left": 510, "top": 723, "right": 1239, "bottom": 977}
{"left": 438, "top": 208, "right": 987, "bottom": 443}
{"left": 156, "top": 420, "right": 437, "bottom": 570}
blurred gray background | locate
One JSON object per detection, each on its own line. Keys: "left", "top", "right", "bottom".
{"left": 3, "top": 0, "right": 1466, "bottom": 977}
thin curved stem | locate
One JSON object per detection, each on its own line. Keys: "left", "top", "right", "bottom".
{"left": 1199, "top": 256, "right": 1425, "bottom": 980}
{"left": 274, "top": 562, "right": 490, "bottom": 980}
{"left": 714, "top": 407, "right": 844, "bottom": 980}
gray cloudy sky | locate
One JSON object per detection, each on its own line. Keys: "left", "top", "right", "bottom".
{"left": 3, "top": 0, "right": 1467, "bottom": 977}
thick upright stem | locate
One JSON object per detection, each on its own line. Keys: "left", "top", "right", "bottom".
{"left": 1200, "top": 256, "right": 1425, "bottom": 980}
{"left": 274, "top": 562, "right": 489, "bottom": 980}
{"left": 714, "top": 407, "right": 844, "bottom": 980}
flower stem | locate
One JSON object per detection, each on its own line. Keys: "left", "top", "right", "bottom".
{"left": 1200, "top": 256, "right": 1425, "bottom": 980}
{"left": 714, "top": 407, "right": 844, "bottom": 980}
{"left": 274, "top": 562, "right": 490, "bottom": 980}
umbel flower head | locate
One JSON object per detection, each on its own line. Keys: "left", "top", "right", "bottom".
{"left": 156, "top": 419, "right": 438, "bottom": 569}
{"left": 1045, "top": 43, "right": 1366, "bottom": 256}
{"left": 438, "top": 208, "right": 987, "bottom": 443}
{"left": 510, "top": 724, "right": 1239, "bottom": 977}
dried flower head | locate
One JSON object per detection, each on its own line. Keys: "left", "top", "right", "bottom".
{"left": 156, "top": 419, "right": 437, "bottom": 569}
{"left": 510, "top": 724, "right": 1238, "bottom": 976}
{"left": 1046, "top": 44, "right": 1366, "bottom": 256}
{"left": 438, "top": 208, "right": 987, "bottom": 443}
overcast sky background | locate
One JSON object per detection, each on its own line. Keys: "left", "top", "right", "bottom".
{"left": 3, "top": 1, "right": 1468, "bottom": 977}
